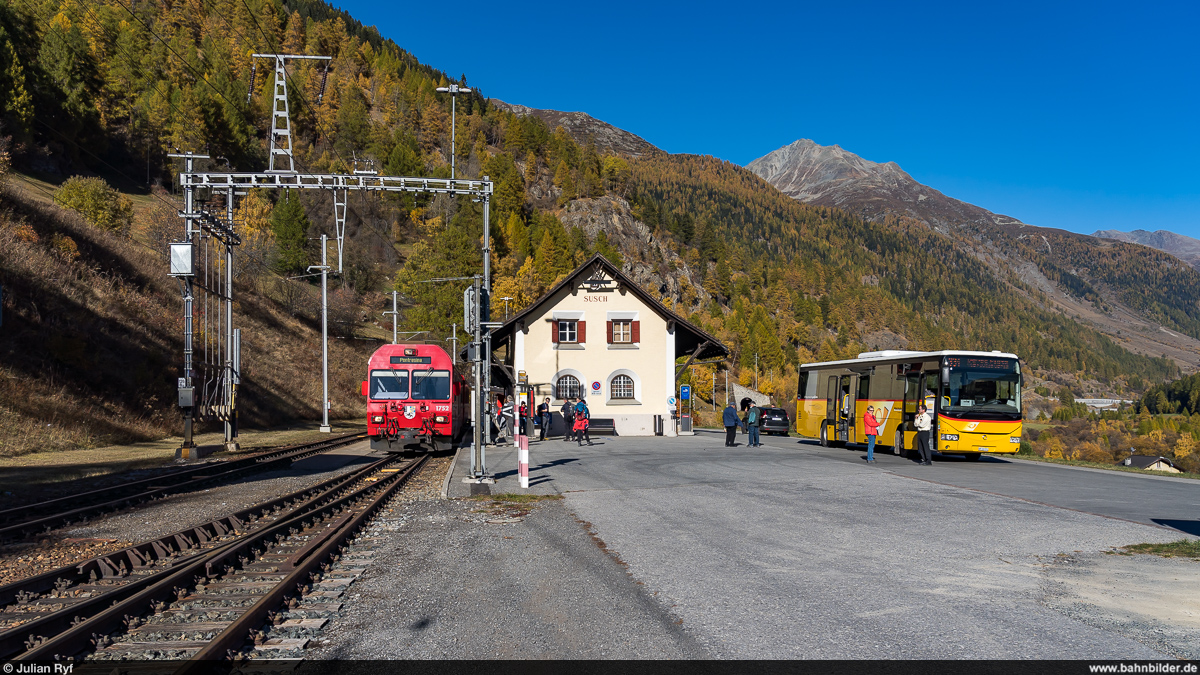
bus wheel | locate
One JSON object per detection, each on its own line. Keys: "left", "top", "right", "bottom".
{"left": 893, "top": 431, "right": 905, "bottom": 456}
{"left": 820, "top": 422, "right": 830, "bottom": 448}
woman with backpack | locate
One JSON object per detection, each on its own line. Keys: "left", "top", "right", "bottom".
{"left": 573, "top": 396, "right": 592, "bottom": 446}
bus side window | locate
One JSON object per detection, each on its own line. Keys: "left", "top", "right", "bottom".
{"left": 858, "top": 376, "right": 870, "bottom": 400}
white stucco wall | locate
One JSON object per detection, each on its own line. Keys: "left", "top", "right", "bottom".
{"left": 513, "top": 269, "right": 675, "bottom": 435}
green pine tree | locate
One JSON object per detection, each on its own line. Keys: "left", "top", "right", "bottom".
{"left": 271, "top": 193, "right": 312, "bottom": 276}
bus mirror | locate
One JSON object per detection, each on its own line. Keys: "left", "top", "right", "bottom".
{"left": 361, "top": 381, "right": 368, "bottom": 397}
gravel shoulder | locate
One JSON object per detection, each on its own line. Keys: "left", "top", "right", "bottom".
{"left": 306, "top": 496, "right": 708, "bottom": 659}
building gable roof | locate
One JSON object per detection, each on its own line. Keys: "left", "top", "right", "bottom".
{"left": 1121, "top": 455, "right": 1178, "bottom": 470}
{"left": 490, "top": 254, "right": 728, "bottom": 361}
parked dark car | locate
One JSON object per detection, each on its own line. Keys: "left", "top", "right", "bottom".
{"left": 759, "top": 407, "right": 791, "bottom": 436}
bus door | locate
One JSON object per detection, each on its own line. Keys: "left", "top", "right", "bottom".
{"left": 902, "top": 371, "right": 921, "bottom": 438}
{"left": 921, "top": 371, "right": 940, "bottom": 438}
{"left": 835, "top": 374, "right": 857, "bottom": 443}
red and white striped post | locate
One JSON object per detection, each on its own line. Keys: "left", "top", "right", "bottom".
{"left": 518, "top": 433, "right": 529, "bottom": 488}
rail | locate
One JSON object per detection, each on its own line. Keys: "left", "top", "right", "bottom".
{"left": 0, "top": 432, "right": 364, "bottom": 542}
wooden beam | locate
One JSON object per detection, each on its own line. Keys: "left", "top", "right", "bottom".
{"left": 675, "top": 341, "right": 711, "bottom": 381}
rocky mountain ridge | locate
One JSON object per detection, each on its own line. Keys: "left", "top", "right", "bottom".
{"left": 746, "top": 139, "right": 1025, "bottom": 233}
{"left": 746, "top": 139, "right": 1200, "bottom": 374}
{"left": 491, "top": 100, "right": 659, "bottom": 158}
{"left": 1093, "top": 229, "right": 1200, "bottom": 269}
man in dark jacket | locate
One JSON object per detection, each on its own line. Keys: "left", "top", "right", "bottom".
{"left": 723, "top": 402, "right": 740, "bottom": 447}
{"left": 536, "top": 397, "right": 551, "bottom": 441}
{"left": 559, "top": 399, "right": 575, "bottom": 441}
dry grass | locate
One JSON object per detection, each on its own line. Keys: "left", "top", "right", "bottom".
{"left": 0, "top": 181, "right": 376, "bottom": 458}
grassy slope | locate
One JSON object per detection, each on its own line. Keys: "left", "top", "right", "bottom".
{"left": 0, "top": 182, "right": 373, "bottom": 457}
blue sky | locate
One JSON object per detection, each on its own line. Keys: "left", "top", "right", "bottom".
{"left": 337, "top": 0, "right": 1199, "bottom": 237}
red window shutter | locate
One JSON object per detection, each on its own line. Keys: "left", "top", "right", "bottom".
{"left": 551, "top": 320, "right": 559, "bottom": 343}
{"left": 606, "top": 320, "right": 614, "bottom": 344}
{"left": 578, "top": 321, "right": 586, "bottom": 343}
{"left": 631, "top": 320, "right": 640, "bottom": 343}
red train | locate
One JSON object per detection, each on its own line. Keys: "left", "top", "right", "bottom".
{"left": 362, "top": 343, "right": 469, "bottom": 452}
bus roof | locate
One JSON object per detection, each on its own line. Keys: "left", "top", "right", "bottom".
{"left": 800, "top": 349, "right": 1020, "bottom": 370}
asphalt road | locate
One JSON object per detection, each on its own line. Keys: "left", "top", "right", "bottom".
{"left": 444, "top": 430, "right": 1196, "bottom": 658}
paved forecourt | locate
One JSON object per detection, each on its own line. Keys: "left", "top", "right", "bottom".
{"left": 453, "top": 429, "right": 1197, "bottom": 659}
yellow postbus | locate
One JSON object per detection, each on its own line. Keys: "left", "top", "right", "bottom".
{"left": 795, "top": 350, "right": 1022, "bottom": 460}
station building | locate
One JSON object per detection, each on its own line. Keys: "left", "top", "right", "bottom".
{"left": 489, "top": 254, "right": 728, "bottom": 436}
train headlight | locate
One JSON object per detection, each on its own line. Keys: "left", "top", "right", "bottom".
{"left": 1010, "top": 436, "right": 1021, "bottom": 443}
{"left": 370, "top": 415, "right": 383, "bottom": 424}
{"left": 940, "top": 433, "right": 959, "bottom": 441}
{"left": 434, "top": 415, "right": 448, "bottom": 423}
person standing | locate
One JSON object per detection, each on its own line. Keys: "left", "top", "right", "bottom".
{"left": 914, "top": 404, "right": 933, "bottom": 465}
{"left": 573, "top": 396, "right": 592, "bottom": 446}
{"left": 723, "top": 401, "right": 739, "bottom": 447}
{"left": 518, "top": 401, "right": 528, "bottom": 436}
{"left": 536, "top": 397, "right": 551, "bottom": 441}
{"left": 496, "top": 395, "right": 512, "bottom": 442}
{"left": 863, "top": 405, "right": 880, "bottom": 463}
{"left": 745, "top": 403, "right": 762, "bottom": 447}
{"left": 559, "top": 399, "right": 575, "bottom": 441}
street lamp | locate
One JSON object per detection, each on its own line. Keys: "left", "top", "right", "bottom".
{"left": 499, "top": 296, "right": 513, "bottom": 320}
{"left": 435, "top": 83, "right": 472, "bottom": 180}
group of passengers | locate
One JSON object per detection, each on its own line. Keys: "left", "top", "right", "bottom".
{"left": 494, "top": 394, "right": 591, "bottom": 446}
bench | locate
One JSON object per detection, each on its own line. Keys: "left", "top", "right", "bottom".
{"left": 588, "top": 418, "right": 617, "bottom": 436}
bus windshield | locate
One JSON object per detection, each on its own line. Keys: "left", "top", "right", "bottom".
{"left": 411, "top": 369, "right": 450, "bottom": 400}
{"left": 941, "top": 357, "right": 1021, "bottom": 418}
{"left": 370, "top": 369, "right": 409, "bottom": 400}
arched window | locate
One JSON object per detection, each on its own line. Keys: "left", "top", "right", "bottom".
{"left": 611, "top": 374, "right": 635, "bottom": 399}
{"left": 556, "top": 375, "right": 581, "bottom": 401}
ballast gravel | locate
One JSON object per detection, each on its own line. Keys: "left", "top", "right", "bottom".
{"left": 0, "top": 441, "right": 382, "bottom": 584}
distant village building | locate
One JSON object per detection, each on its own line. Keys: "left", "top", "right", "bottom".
{"left": 1121, "top": 455, "right": 1181, "bottom": 473}
{"left": 1076, "top": 398, "right": 1134, "bottom": 412}
{"left": 489, "top": 255, "right": 728, "bottom": 436}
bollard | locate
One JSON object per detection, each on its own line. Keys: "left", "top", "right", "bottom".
{"left": 518, "top": 434, "right": 529, "bottom": 489}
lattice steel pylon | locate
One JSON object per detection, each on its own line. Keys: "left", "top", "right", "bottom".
{"left": 253, "top": 53, "right": 331, "bottom": 173}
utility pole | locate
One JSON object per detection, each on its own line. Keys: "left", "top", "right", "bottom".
{"left": 725, "top": 369, "right": 729, "bottom": 406}
{"left": 755, "top": 353, "right": 759, "bottom": 392}
{"left": 309, "top": 235, "right": 331, "bottom": 432}
{"left": 383, "top": 290, "right": 399, "bottom": 344}
{"left": 224, "top": 186, "right": 237, "bottom": 450}
{"left": 712, "top": 371, "right": 716, "bottom": 412}
{"left": 451, "top": 323, "right": 458, "bottom": 365}
{"left": 435, "top": 83, "right": 472, "bottom": 180}
{"left": 500, "top": 296, "right": 512, "bottom": 320}
{"left": 168, "top": 151, "right": 209, "bottom": 457}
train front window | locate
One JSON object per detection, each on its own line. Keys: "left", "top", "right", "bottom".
{"left": 941, "top": 357, "right": 1021, "bottom": 418}
{"left": 370, "top": 369, "right": 409, "bottom": 400}
{"left": 411, "top": 369, "right": 451, "bottom": 400}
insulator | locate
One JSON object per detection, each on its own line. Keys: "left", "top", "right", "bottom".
{"left": 246, "top": 64, "right": 256, "bottom": 104}
{"left": 317, "top": 65, "right": 330, "bottom": 105}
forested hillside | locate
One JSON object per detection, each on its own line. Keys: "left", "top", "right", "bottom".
{"left": 0, "top": 0, "right": 1179, "bottom": 452}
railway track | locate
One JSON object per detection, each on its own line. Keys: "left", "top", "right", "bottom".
{"left": 0, "top": 432, "right": 365, "bottom": 543}
{"left": 0, "top": 451, "right": 428, "bottom": 661}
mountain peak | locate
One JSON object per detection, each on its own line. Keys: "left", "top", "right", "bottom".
{"left": 747, "top": 139, "right": 1010, "bottom": 231}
